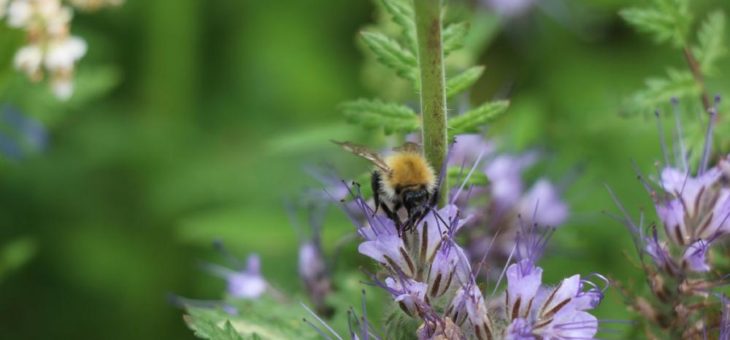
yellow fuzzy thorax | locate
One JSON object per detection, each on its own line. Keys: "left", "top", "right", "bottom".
{"left": 383, "top": 152, "right": 436, "bottom": 189}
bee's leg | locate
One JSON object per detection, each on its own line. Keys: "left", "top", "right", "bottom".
{"left": 380, "top": 202, "right": 399, "bottom": 224}
{"left": 371, "top": 171, "right": 382, "bottom": 216}
{"left": 404, "top": 210, "right": 423, "bottom": 234}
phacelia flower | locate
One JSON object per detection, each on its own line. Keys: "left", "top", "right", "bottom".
{"left": 291, "top": 199, "right": 334, "bottom": 317}
{"left": 450, "top": 134, "right": 569, "bottom": 279}
{"left": 608, "top": 98, "right": 730, "bottom": 338}
{"left": 341, "top": 155, "right": 605, "bottom": 339}
{"left": 204, "top": 246, "right": 267, "bottom": 300}
{"left": 613, "top": 98, "right": 730, "bottom": 275}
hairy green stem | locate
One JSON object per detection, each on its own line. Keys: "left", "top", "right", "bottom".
{"left": 414, "top": 0, "right": 448, "bottom": 205}
{"left": 682, "top": 47, "right": 712, "bottom": 114}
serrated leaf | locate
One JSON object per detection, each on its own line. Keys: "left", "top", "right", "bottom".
{"left": 619, "top": 0, "right": 692, "bottom": 48}
{"left": 448, "top": 100, "right": 509, "bottom": 136}
{"left": 185, "top": 309, "right": 244, "bottom": 340}
{"left": 447, "top": 167, "right": 489, "bottom": 187}
{"left": 446, "top": 66, "right": 484, "bottom": 98}
{"left": 443, "top": 22, "right": 469, "bottom": 56}
{"left": 380, "top": 0, "right": 416, "bottom": 53}
{"left": 341, "top": 98, "right": 420, "bottom": 134}
{"left": 624, "top": 69, "right": 699, "bottom": 115}
{"left": 360, "top": 31, "right": 418, "bottom": 82}
{"left": 184, "top": 298, "right": 319, "bottom": 340}
{"left": 693, "top": 11, "right": 727, "bottom": 76}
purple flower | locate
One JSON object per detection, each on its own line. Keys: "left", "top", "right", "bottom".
{"left": 445, "top": 279, "right": 494, "bottom": 340}
{"left": 518, "top": 179, "right": 569, "bottom": 227}
{"left": 359, "top": 233, "right": 415, "bottom": 277}
{"left": 610, "top": 99, "right": 730, "bottom": 274}
{"left": 451, "top": 134, "right": 494, "bottom": 167}
{"left": 506, "top": 259, "right": 543, "bottom": 320}
{"left": 681, "top": 240, "right": 710, "bottom": 272}
{"left": 207, "top": 253, "right": 267, "bottom": 299}
{"left": 384, "top": 277, "right": 430, "bottom": 317}
{"left": 655, "top": 167, "right": 730, "bottom": 246}
{"left": 485, "top": 154, "right": 534, "bottom": 209}
{"left": 338, "top": 142, "right": 603, "bottom": 339}
{"left": 298, "top": 241, "right": 327, "bottom": 284}
{"left": 505, "top": 272, "right": 605, "bottom": 340}
{"left": 502, "top": 226, "right": 606, "bottom": 339}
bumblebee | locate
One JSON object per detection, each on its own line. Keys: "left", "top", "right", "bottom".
{"left": 334, "top": 141, "right": 439, "bottom": 234}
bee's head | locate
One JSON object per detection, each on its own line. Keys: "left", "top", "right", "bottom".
{"left": 402, "top": 186, "right": 430, "bottom": 217}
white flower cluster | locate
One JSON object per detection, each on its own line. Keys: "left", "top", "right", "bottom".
{"left": 1, "top": 0, "right": 121, "bottom": 100}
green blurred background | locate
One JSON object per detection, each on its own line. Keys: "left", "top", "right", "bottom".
{"left": 0, "top": 0, "right": 729, "bottom": 338}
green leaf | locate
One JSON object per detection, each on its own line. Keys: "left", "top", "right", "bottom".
{"left": 0, "top": 237, "right": 37, "bottom": 282}
{"left": 185, "top": 309, "right": 244, "bottom": 340}
{"left": 184, "top": 298, "right": 319, "bottom": 340}
{"left": 443, "top": 22, "right": 469, "bottom": 56}
{"left": 340, "top": 98, "right": 420, "bottom": 134}
{"left": 624, "top": 69, "right": 700, "bottom": 115}
{"left": 446, "top": 66, "right": 484, "bottom": 98}
{"left": 619, "top": 0, "right": 692, "bottom": 48}
{"left": 360, "top": 31, "right": 418, "bottom": 82}
{"left": 447, "top": 167, "right": 489, "bottom": 187}
{"left": 692, "top": 11, "right": 727, "bottom": 76}
{"left": 380, "top": 0, "right": 416, "bottom": 53}
{"left": 448, "top": 100, "right": 509, "bottom": 136}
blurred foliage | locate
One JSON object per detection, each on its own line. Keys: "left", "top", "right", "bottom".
{"left": 0, "top": 0, "right": 728, "bottom": 339}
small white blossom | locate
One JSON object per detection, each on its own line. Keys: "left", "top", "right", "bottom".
{"left": 13, "top": 44, "right": 43, "bottom": 79}
{"left": 3, "top": 0, "right": 98, "bottom": 100}
{"left": 45, "top": 36, "right": 86, "bottom": 71}
{"left": 7, "top": 0, "right": 32, "bottom": 27}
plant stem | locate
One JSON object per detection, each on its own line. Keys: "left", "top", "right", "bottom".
{"left": 414, "top": 0, "right": 448, "bottom": 205}
{"left": 682, "top": 47, "right": 713, "bottom": 114}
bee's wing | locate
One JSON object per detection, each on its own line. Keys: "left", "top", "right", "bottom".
{"left": 332, "top": 140, "right": 391, "bottom": 173}
{"left": 393, "top": 142, "right": 422, "bottom": 154}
